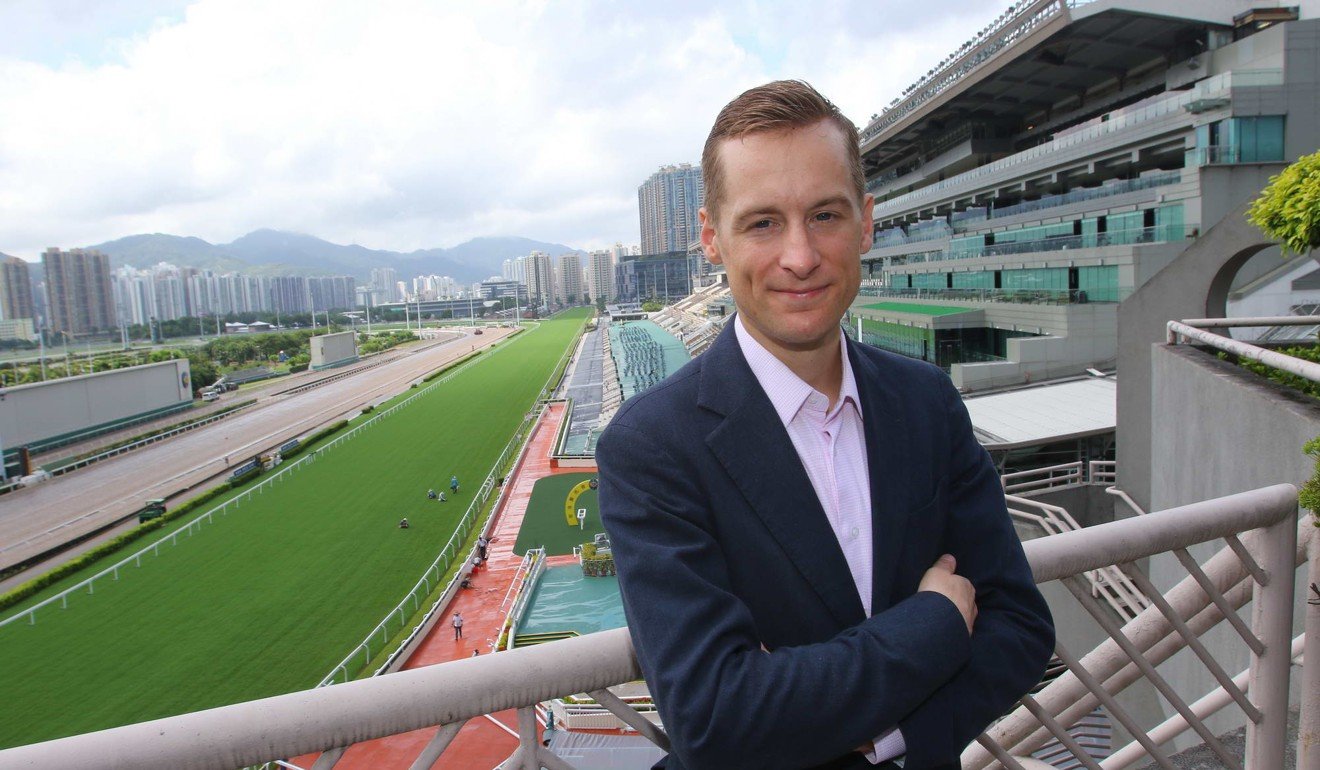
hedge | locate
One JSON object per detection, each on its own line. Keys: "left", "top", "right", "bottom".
{"left": 279, "top": 420, "right": 349, "bottom": 463}
{"left": 422, "top": 350, "right": 482, "bottom": 383}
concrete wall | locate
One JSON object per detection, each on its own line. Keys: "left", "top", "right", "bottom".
{"left": 1146, "top": 343, "right": 1313, "bottom": 746}
{"left": 0, "top": 359, "right": 192, "bottom": 449}
{"left": 951, "top": 303, "right": 1118, "bottom": 390}
{"left": 310, "top": 331, "right": 357, "bottom": 370}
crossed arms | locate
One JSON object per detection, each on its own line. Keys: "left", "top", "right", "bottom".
{"left": 598, "top": 373, "right": 1054, "bottom": 769}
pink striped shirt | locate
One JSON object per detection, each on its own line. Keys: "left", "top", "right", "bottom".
{"left": 735, "top": 315, "right": 905, "bottom": 764}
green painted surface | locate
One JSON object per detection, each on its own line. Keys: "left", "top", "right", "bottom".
{"left": 0, "top": 309, "right": 591, "bottom": 749}
{"left": 861, "top": 302, "right": 973, "bottom": 316}
{"left": 513, "top": 472, "right": 603, "bottom": 556}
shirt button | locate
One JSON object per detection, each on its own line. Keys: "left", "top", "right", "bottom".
{"left": 850, "top": 526, "right": 860, "bottom": 540}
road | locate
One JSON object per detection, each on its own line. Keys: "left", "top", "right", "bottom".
{"left": 0, "top": 328, "right": 517, "bottom": 574}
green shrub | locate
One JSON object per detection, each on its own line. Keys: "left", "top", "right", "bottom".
{"left": 1248, "top": 150, "right": 1320, "bottom": 256}
{"left": 1299, "top": 437, "right": 1320, "bottom": 527}
{"left": 423, "top": 351, "right": 482, "bottom": 382}
{"left": 280, "top": 420, "right": 349, "bottom": 463}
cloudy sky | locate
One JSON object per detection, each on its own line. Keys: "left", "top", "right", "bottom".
{"left": 0, "top": 0, "right": 1004, "bottom": 260}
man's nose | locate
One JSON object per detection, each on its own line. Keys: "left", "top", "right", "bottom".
{"left": 779, "top": 221, "right": 820, "bottom": 278}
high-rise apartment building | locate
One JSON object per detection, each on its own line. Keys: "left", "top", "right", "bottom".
{"left": 520, "top": 251, "right": 555, "bottom": 310}
{"left": 42, "top": 247, "right": 116, "bottom": 335}
{"left": 308, "top": 276, "right": 357, "bottom": 311}
{"left": 586, "top": 250, "right": 616, "bottom": 304}
{"left": 638, "top": 163, "right": 704, "bottom": 255}
{"left": 370, "top": 267, "right": 399, "bottom": 303}
{"left": 556, "top": 253, "right": 584, "bottom": 304}
{"left": 0, "top": 256, "right": 35, "bottom": 322}
{"left": 268, "top": 276, "right": 311, "bottom": 316}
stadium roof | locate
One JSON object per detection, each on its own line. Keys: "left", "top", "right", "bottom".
{"left": 860, "top": 0, "right": 1240, "bottom": 176}
{"left": 964, "top": 376, "right": 1116, "bottom": 449}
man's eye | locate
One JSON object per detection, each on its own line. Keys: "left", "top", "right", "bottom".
{"left": 813, "top": 212, "right": 836, "bottom": 222}
{"left": 751, "top": 219, "right": 773, "bottom": 229}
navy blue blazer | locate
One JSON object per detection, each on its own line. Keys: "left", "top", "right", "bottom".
{"left": 597, "top": 320, "right": 1054, "bottom": 770}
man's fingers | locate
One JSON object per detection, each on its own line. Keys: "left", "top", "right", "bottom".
{"left": 934, "top": 553, "right": 956, "bottom": 572}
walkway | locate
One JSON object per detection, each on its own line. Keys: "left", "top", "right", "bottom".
{"left": 303, "top": 401, "right": 594, "bottom": 770}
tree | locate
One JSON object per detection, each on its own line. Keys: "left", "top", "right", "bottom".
{"left": 1248, "top": 150, "right": 1320, "bottom": 255}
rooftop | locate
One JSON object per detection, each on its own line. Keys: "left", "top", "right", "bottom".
{"left": 964, "top": 375, "right": 1116, "bottom": 448}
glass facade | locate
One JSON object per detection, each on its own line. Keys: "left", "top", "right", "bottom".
{"left": 860, "top": 318, "right": 1038, "bottom": 369}
{"left": 1189, "top": 115, "right": 1285, "bottom": 165}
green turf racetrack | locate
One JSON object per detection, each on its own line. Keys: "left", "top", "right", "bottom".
{"left": 512, "top": 472, "right": 604, "bottom": 556}
{"left": 0, "top": 308, "right": 590, "bottom": 749}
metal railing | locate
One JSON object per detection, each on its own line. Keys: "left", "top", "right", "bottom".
{"left": 1005, "top": 493, "right": 1150, "bottom": 623}
{"left": 1, "top": 484, "right": 1311, "bottom": 770}
{"left": 857, "top": 285, "right": 1133, "bottom": 305}
{"left": 38, "top": 399, "right": 258, "bottom": 478}
{"left": 501, "top": 548, "right": 547, "bottom": 651}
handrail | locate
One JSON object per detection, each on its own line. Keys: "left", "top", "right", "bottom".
{"left": 0, "top": 484, "right": 1302, "bottom": 770}
{"left": 1168, "top": 319, "right": 1320, "bottom": 383}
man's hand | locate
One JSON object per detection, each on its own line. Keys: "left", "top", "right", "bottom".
{"left": 918, "top": 554, "right": 977, "bottom": 635}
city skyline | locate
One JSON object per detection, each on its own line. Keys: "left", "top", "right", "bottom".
{"left": 0, "top": 0, "right": 1003, "bottom": 261}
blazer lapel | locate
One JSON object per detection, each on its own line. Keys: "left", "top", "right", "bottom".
{"left": 699, "top": 322, "right": 866, "bottom": 629}
{"left": 847, "top": 338, "right": 912, "bottom": 615}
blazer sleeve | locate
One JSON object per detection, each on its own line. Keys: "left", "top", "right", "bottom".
{"left": 896, "top": 373, "right": 1056, "bottom": 768}
{"left": 598, "top": 417, "right": 974, "bottom": 770}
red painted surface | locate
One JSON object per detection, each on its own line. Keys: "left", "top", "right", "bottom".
{"left": 295, "top": 402, "right": 598, "bottom": 770}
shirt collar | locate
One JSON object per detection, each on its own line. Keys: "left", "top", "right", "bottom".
{"left": 734, "top": 314, "right": 861, "bottom": 428}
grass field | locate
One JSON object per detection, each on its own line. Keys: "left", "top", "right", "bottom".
{"left": 0, "top": 308, "right": 590, "bottom": 749}
{"left": 512, "top": 472, "right": 603, "bottom": 556}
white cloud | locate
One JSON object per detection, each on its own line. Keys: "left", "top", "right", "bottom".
{"left": 0, "top": 0, "right": 1008, "bottom": 260}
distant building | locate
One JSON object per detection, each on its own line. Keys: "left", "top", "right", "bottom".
{"left": 42, "top": 247, "right": 116, "bottom": 335}
{"left": 307, "top": 275, "right": 357, "bottom": 312}
{"left": 520, "top": 251, "right": 556, "bottom": 310}
{"left": 556, "top": 253, "right": 584, "bottom": 304}
{"left": 614, "top": 251, "right": 695, "bottom": 304}
{"left": 0, "top": 318, "right": 37, "bottom": 341}
{"left": 638, "top": 163, "right": 704, "bottom": 255}
{"left": 478, "top": 278, "right": 527, "bottom": 303}
{"left": 370, "top": 267, "right": 398, "bottom": 303}
{"left": 586, "top": 249, "right": 617, "bottom": 304}
{"left": 0, "top": 256, "right": 35, "bottom": 323}
{"left": 267, "top": 275, "right": 311, "bottom": 316}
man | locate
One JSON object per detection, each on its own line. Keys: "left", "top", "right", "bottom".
{"left": 452, "top": 612, "right": 464, "bottom": 641}
{"left": 597, "top": 81, "right": 1053, "bottom": 770}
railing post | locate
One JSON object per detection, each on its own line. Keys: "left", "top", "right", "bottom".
{"left": 1246, "top": 513, "right": 1298, "bottom": 768}
{"left": 1300, "top": 529, "right": 1319, "bottom": 770}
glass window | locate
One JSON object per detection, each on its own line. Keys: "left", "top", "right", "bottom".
{"left": 1077, "top": 265, "right": 1120, "bottom": 302}
{"left": 952, "top": 271, "right": 993, "bottom": 289}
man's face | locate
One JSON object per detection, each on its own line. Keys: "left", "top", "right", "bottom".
{"left": 700, "top": 120, "right": 874, "bottom": 358}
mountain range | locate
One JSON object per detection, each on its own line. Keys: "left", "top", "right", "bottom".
{"left": 85, "top": 230, "right": 585, "bottom": 284}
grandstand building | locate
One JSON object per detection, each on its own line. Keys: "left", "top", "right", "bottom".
{"left": 854, "top": 0, "right": 1318, "bottom": 391}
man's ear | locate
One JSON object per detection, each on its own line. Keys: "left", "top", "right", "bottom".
{"left": 859, "top": 193, "right": 876, "bottom": 254}
{"left": 699, "top": 207, "right": 722, "bottom": 265}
